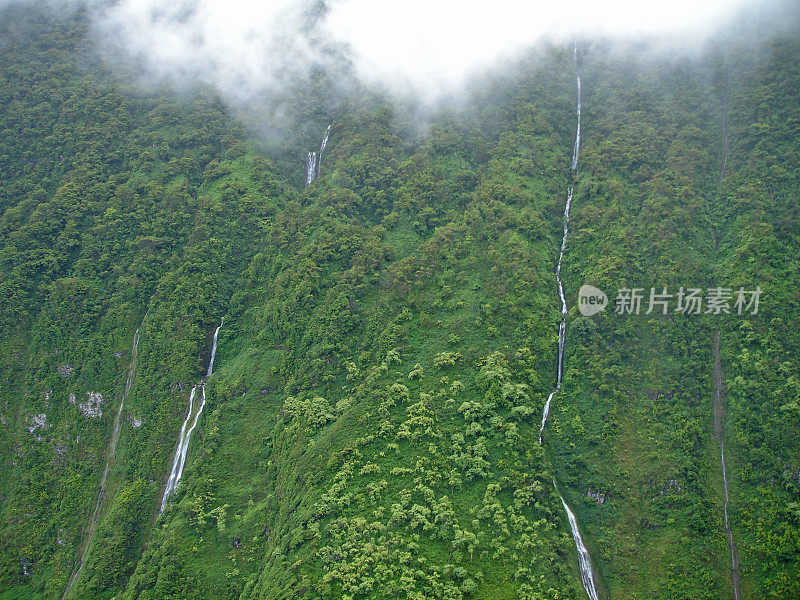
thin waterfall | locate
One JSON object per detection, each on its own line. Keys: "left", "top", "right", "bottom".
{"left": 539, "top": 45, "right": 580, "bottom": 442}
{"left": 561, "top": 494, "right": 601, "bottom": 600}
{"left": 206, "top": 317, "right": 224, "bottom": 377}
{"left": 316, "top": 124, "right": 331, "bottom": 180}
{"left": 160, "top": 318, "right": 223, "bottom": 512}
{"left": 537, "top": 44, "right": 601, "bottom": 600}
{"left": 305, "top": 152, "right": 317, "bottom": 188}
{"left": 62, "top": 318, "right": 144, "bottom": 599}
{"left": 572, "top": 76, "right": 582, "bottom": 170}
{"left": 160, "top": 386, "right": 196, "bottom": 512}
{"left": 305, "top": 124, "right": 332, "bottom": 187}
{"left": 539, "top": 389, "right": 557, "bottom": 444}
{"left": 160, "top": 385, "right": 207, "bottom": 512}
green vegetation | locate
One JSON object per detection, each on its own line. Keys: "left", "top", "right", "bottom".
{"left": 0, "top": 2, "right": 798, "bottom": 600}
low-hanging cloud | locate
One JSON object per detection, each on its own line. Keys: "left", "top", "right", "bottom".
{"left": 95, "top": 0, "right": 323, "bottom": 104}
{"left": 323, "top": 0, "right": 755, "bottom": 95}
{"left": 91, "top": 0, "right": 762, "bottom": 105}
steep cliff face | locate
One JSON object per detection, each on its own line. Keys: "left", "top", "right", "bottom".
{"left": 1, "top": 3, "right": 799, "bottom": 600}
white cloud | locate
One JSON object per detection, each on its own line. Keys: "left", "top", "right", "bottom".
{"left": 95, "top": 0, "right": 317, "bottom": 102}
{"left": 85, "top": 0, "right": 764, "bottom": 110}
{"left": 323, "top": 0, "right": 754, "bottom": 93}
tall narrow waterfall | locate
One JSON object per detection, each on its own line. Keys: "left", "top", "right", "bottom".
{"left": 539, "top": 45, "right": 581, "bottom": 442}
{"left": 305, "top": 151, "right": 317, "bottom": 188}
{"left": 537, "top": 44, "right": 601, "bottom": 600}
{"left": 62, "top": 318, "right": 145, "bottom": 599}
{"left": 206, "top": 317, "right": 223, "bottom": 377}
{"left": 160, "top": 385, "right": 196, "bottom": 511}
{"left": 304, "top": 124, "right": 332, "bottom": 188}
{"left": 160, "top": 318, "right": 223, "bottom": 512}
{"left": 560, "top": 485, "right": 601, "bottom": 600}
{"left": 316, "top": 124, "right": 331, "bottom": 180}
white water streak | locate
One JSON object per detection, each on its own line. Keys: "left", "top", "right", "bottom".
{"left": 160, "top": 318, "right": 222, "bottom": 511}
{"left": 305, "top": 125, "right": 333, "bottom": 187}
{"left": 537, "top": 44, "right": 601, "bottom": 600}
{"left": 160, "top": 386, "right": 196, "bottom": 511}
{"left": 305, "top": 151, "right": 317, "bottom": 187}
{"left": 561, "top": 493, "right": 601, "bottom": 600}
{"left": 206, "top": 318, "right": 224, "bottom": 377}
{"left": 165, "top": 385, "right": 206, "bottom": 504}
{"left": 539, "top": 45, "right": 581, "bottom": 441}
{"left": 316, "top": 124, "right": 331, "bottom": 179}
{"left": 539, "top": 389, "right": 557, "bottom": 444}
{"left": 574, "top": 82, "right": 581, "bottom": 168}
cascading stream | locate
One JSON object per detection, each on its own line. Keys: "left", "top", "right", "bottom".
{"left": 160, "top": 385, "right": 196, "bottom": 511}
{"left": 557, "top": 481, "right": 601, "bottom": 600}
{"left": 206, "top": 316, "right": 223, "bottom": 377}
{"left": 537, "top": 45, "right": 601, "bottom": 600}
{"left": 305, "top": 152, "right": 317, "bottom": 188}
{"left": 316, "top": 124, "right": 331, "bottom": 179}
{"left": 539, "top": 48, "right": 581, "bottom": 442}
{"left": 304, "top": 124, "right": 332, "bottom": 188}
{"left": 62, "top": 319, "right": 145, "bottom": 599}
{"left": 571, "top": 51, "right": 581, "bottom": 171}
{"left": 160, "top": 318, "right": 223, "bottom": 512}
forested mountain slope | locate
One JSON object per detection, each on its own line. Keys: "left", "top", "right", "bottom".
{"left": 0, "top": 2, "right": 798, "bottom": 600}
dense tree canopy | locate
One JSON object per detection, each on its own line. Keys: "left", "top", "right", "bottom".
{"left": 0, "top": 2, "right": 798, "bottom": 600}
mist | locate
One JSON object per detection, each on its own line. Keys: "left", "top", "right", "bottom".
{"left": 88, "top": 0, "right": 764, "bottom": 104}
{"left": 324, "top": 0, "right": 755, "bottom": 98}
{"left": 5, "top": 0, "right": 792, "bottom": 151}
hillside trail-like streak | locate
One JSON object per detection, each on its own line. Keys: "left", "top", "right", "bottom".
{"left": 537, "top": 44, "right": 601, "bottom": 600}
{"left": 62, "top": 319, "right": 144, "bottom": 599}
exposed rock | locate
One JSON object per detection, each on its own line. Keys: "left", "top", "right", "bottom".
{"left": 26, "top": 413, "right": 49, "bottom": 436}
{"left": 649, "top": 478, "right": 684, "bottom": 499}
{"left": 57, "top": 364, "right": 74, "bottom": 378}
{"left": 129, "top": 414, "right": 143, "bottom": 428}
{"left": 660, "top": 479, "right": 683, "bottom": 496}
{"left": 586, "top": 489, "right": 606, "bottom": 505}
{"left": 78, "top": 392, "right": 104, "bottom": 418}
